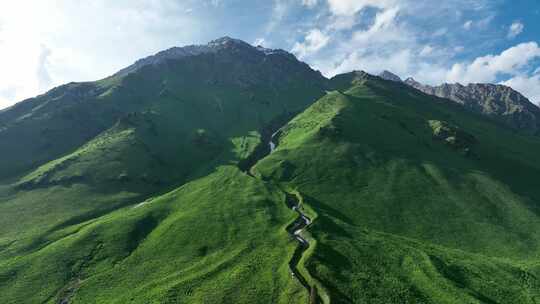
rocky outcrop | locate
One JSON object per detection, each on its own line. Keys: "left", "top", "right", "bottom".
{"left": 378, "top": 70, "right": 402, "bottom": 82}
{"left": 404, "top": 78, "right": 540, "bottom": 135}
{"left": 116, "top": 37, "right": 308, "bottom": 78}
{"left": 375, "top": 69, "right": 540, "bottom": 135}
{"left": 428, "top": 120, "right": 476, "bottom": 156}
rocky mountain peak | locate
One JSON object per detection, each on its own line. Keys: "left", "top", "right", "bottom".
{"left": 378, "top": 70, "right": 402, "bottom": 82}
{"left": 404, "top": 78, "right": 540, "bottom": 135}
{"left": 403, "top": 77, "right": 416, "bottom": 83}
{"left": 115, "top": 37, "right": 298, "bottom": 77}
{"left": 207, "top": 36, "right": 249, "bottom": 48}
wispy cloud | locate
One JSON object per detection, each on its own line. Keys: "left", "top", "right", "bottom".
{"left": 446, "top": 42, "right": 540, "bottom": 83}
{"left": 254, "top": 37, "right": 266, "bottom": 46}
{"left": 507, "top": 21, "right": 524, "bottom": 39}
{"left": 326, "top": 0, "right": 395, "bottom": 16}
{"left": 301, "top": 0, "right": 318, "bottom": 8}
{"left": 36, "top": 45, "right": 52, "bottom": 91}
{"left": 266, "top": 0, "right": 290, "bottom": 33}
{"left": 292, "top": 29, "right": 330, "bottom": 59}
{"left": 0, "top": 1, "right": 201, "bottom": 108}
{"left": 502, "top": 74, "right": 540, "bottom": 105}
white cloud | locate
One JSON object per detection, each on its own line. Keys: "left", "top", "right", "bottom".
{"left": 254, "top": 37, "right": 267, "bottom": 46}
{"left": 446, "top": 42, "right": 540, "bottom": 83}
{"left": 0, "top": 86, "right": 18, "bottom": 109}
{"left": 36, "top": 45, "right": 53, "bottom": 91}
{"left": 292, "top": 0, "right": 540, "bottom": 103}
{"left": 502, "top": 75, "right": 540, "bottom": 105}
{"left": 301, "top": 0, "right": 318, "bottom": 8}
{"left": 351, "top": 6, "right": 402, "bottom": 44}
{"left": 507, "top": 21, "right": 524, "bottom": 39}
{"left": 477, "top": 15, "right": 494, "bottom": 28}
{"left": 326, "top": 0, "right": 395, "bottom": 16}
{"left": 327, "top": 15, "right": 357, "bottom": 31}
{"left": 0, "top": 1, "right": 201, "bottom": 109}
{"left": 419, "top": 45, "right": 434, "bottom": 57}
{"left": 432, "top": 27, "right": 448, "bottom": 37}
{"left": 291, "top": 29, "right": 330, "bottom": 59}
{"left": 292, "top": 0, "right": 534, "bottom": 96}
{"left": 329, "top": 49, "right": 412, "bottom": 77}
{"left": 266, "top": 0, "right": 289, "bottom": 32}
{"left": 3, "top": 0, "right": 536, "bottom": 111}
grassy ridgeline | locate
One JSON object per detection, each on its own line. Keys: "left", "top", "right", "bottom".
{"left": 254, "top": 77, "right": 540, "bottom": 303}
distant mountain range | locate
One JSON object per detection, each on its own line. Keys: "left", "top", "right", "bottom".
{"left": 1, "top": 37, "right": 540, "bottom": 304}
{"left": 379, "top": 70, "right": 540, "bottom": 135}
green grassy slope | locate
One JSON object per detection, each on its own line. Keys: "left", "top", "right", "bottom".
{"left": 0, "top": 40, "right": 330, "bottom": 304}
{"left": 0, "top": 167, "right": 308, "bottom": 304}
{"left": 0, "top": 79, "right": 135, "bottom": 180}
{"left": 253, "top": 73, "right": 540, "bottom": 302}
{"left": 2, "top": 42, "right": 540, "bottom": 303}
{"left": 0, "top": 43, "right": 325, "bottom": 257}
{"left": 0, "top": 40, "right": 325, "bottom": 182}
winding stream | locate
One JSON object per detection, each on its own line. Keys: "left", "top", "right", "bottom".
{"left": 285, "top": 193, "right": 312, "bottom": 291}
{"left": 248, "top": 128, "right": 317, "bottom": 302}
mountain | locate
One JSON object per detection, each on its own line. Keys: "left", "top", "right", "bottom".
{"left": 403, "top": 77, "right": 540, "bottom": 135}
{"left": 258, "top": 71, "right": 540, "bottom": 303}
{"left": 378, "top": 70, "right": 402, "bottom": 82}
{"left": 1, "top": 38, "right": 540, "bottom": 304}
{"left": 0, "top": 38, "right": 326, "bottom": 185}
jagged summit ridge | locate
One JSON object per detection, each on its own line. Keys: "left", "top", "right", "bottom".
{"left": 375, "top": 70, "right": 540, "bottom": 134}
{"left": 378, "top": 70, "right": 402, "bottom": 82}
{"left": 116, "top": 36, "right": 297, "bottom": 77}
{"left": 403, "top": 77, "right": 540, "bottom": 134}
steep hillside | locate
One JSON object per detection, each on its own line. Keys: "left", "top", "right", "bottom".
{"left": 0, "top": 37, "right": 326, "bottom": 251}
{"left": 253, "top": 72, "right": 540, "bottom": 303}
{"left": 0, "top": 37, "right": 326, "bottom": 181}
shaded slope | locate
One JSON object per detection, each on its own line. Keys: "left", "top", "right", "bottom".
{"left": 0, "top": 80, "right": 128, "bottom": 180}
{"left": 0, "top": 37, "right": 326, "bottom": 254}
{"left": 0, "top": 37, "right": 326, "bottom": 181}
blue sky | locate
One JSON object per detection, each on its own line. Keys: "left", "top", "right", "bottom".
{"left": 0, "top": 0, "right": 539, "bottom": 109}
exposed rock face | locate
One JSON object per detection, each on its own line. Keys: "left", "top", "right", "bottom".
{"left": 404, "top": 77, "right": 540, "bottom": 135}
{"left": 428, "top": 120, "right": 476, "bottom": 156}
{"left": 378, "top": 70, "right": 402, "bottom": 82}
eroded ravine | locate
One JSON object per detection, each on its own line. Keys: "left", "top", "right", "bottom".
{"left": 243, "top": 127, "right": 319, "bottom": 303}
